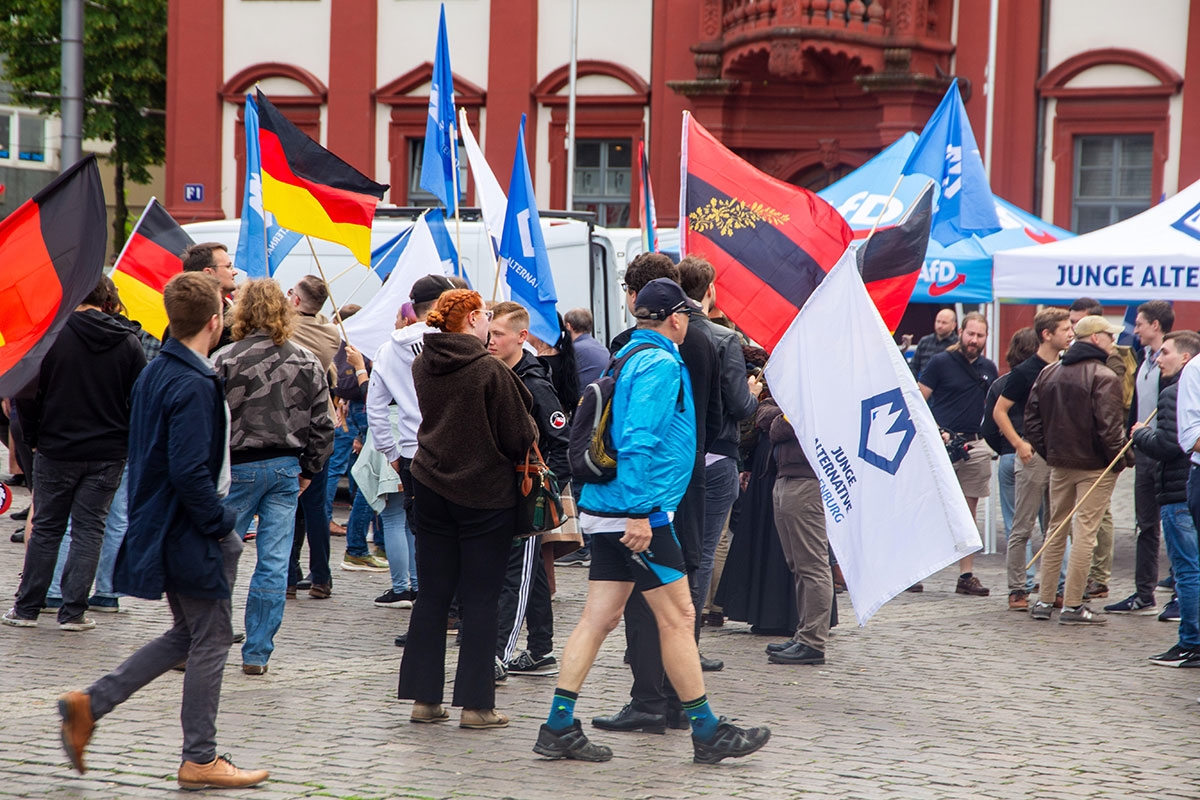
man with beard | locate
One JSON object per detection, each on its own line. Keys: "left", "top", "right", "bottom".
{"left": 918, "top": 311, "right": 999, "bottom": 596}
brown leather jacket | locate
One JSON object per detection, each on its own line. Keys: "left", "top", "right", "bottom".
{"left": 1024, "top": 341, "right": 1133, "bottom": 472}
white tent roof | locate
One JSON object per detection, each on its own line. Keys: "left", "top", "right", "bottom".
{"left": 993, "top": 178, "right": 1200, "bottom": 302}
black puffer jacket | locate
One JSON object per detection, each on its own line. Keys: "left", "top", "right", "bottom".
{"left": 1132, "top": 372, "right": 1188, "bottom": 505}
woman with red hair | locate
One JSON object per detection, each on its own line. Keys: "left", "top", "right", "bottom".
{"left": 399, "top": 289, "right": 537, "bottom": 729}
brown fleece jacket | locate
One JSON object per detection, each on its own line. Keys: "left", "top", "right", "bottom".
{"left": 411, "top": 332, "right": 537, "bottom": 509}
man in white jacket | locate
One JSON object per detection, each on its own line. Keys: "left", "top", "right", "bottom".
{"left": 365, "top": 275, "right": 454, "bottom": 622}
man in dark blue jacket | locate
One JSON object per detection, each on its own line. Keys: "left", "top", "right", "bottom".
{"left": 55, "top": 273, "right": 268, "bottom": 791}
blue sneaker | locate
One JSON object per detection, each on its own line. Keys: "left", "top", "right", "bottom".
{"left": 1158, "top": 597, "right": 1180, "bottom": 622}
{"left": 88, "top": 595, "right": 120, "bottom": 613}
{"left": 1104, "top": 593, "right": 1157, "bottom": 615}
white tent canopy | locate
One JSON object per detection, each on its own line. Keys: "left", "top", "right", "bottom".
{"left": 994, "top": 178, "right": 1200, "bottom": 303}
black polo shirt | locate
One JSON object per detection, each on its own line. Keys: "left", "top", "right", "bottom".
{"left": 919, "top": 349, "right": 998, "bottom": 434}
{"left": 999, "top": 354, "right": 1050, "bottom": 435}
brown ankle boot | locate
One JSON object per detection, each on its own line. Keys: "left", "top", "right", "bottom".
{"left": 58, "top": 690, "right": 94, "bottom": 774}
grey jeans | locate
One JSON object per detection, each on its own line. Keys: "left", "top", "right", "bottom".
{"left": 87, "top": 533, "right": 243, "bottom": 764}
{"left": 15, "top": 453, "right": 124, "bottom": 622}
{"left": 772, "top": 476, "right": 833, "bottom": 651}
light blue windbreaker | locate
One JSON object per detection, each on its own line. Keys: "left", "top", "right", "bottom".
{"left": 577, "top": 328, "right": 697, "bottom": 517}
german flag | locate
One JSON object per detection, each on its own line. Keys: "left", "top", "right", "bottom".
{"left": 257, "top": 90, "right": 388, "bottom": 265}
{"left": 853, "top": 182, "right": 933, "bottom": 332}
{"left": 0, "top": 155, "right": 107, "bottom": 397}
{"left": 681, "top": 113, "right": 852, "bottom": 352}
{"left": 111, "top": 198, "right": 195, "bottom": 340}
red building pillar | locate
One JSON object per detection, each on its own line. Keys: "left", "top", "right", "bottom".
{"left": 327, "top": 0, "right": 378, "bottom": 177}
{"left": 165, "top": 0, "right": 225, "bottom": 222}
{"left": 486, "top": 0, "right": 539, "bottom": 183}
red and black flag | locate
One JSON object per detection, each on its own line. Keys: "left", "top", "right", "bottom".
{"left": 854, "top": 181, "right": 934, "bottom": 332}
{"left": 257, "top": 89, "right": 389, "bottom": 265}
{"left": 0, "top": 155, "right": 107, "bottom": 396}
{"left": 681, "top": 113, "right": 853, "bottom": 352}
{"left": 111, "top": 198, "right": 195, "bottom": 340}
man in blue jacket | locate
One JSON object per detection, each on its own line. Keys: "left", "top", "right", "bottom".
{"left": 55, "top": 273, "right": 268, "bottom": 790}
{"left": 533, "top": 279, "right": 770, "bottom": 765}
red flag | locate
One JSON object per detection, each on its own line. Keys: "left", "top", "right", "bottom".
{"left": 0, "top": 155, "right": 107, "bottom": 396}
{"left": 681, "top": 113, "right": 852, "bottom": 352}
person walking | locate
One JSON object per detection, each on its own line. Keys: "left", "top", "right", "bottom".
{"left": 55, "top": 272, "right": 268, "bottom": 789}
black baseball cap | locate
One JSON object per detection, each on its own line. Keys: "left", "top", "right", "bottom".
{"left": 409, "top": 274, "right": 455, "bottom": 304}
{"left": 632, "top": 278, "right": 702, "bottom": 321}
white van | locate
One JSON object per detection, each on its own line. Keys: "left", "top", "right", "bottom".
{"left": 183, "top": 209, "right": 630, "bottom": 345}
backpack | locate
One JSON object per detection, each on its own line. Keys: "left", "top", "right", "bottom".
{"left": 568, "top": 343, "right": 658, "bottom": 484}
{"left": 1111, "top": 344, "right": 1138, "bottom": 413}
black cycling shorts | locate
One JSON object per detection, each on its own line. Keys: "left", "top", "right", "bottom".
{"left": 588, "top": 511, "right": 687, "bottom": 592}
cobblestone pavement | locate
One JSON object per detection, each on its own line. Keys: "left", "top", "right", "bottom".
{"left": 1, "top": 471, "right": 1198, "bottom": 800}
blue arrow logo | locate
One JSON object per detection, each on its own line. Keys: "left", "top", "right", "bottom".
{"left": 858, "top": 388, "right": 916, "bottom": 475}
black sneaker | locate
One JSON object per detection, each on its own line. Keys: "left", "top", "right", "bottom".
{"left": 533, "top": 721, "right": 613, "bottom": 762}
{"left": 554, "top": 549, "right": 591, "bottom": 568}
{"left": 1149, "top": 643, "right": 1197, "bottom": 667}
{"left": 374, "top": 589, "right": 414, "bottom": 609}
{"left": 494, "top": 656, "right": 508, "bottom": 685}
{"left": 507, "top": 650, "right": 559, "bottom": 676}
{"left": 692, "top": 718, "right": 771, "bottom": 764}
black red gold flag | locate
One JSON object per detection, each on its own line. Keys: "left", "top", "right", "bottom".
{"left": 111, "top": 198, "right": 195, "bottom": 340}
{"left": 257, "top": 90, "right": 388, "bottom": 265}
{"left": 0, "top": 155, "right": 107, "bottom": 396}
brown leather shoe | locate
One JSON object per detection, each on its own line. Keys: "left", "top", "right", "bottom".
{"left": 308, "top": 583, "right": 332, "bottom": 599}
{"left": 1084, "top": 580, "right": 1109, "bottom": 599}
{"left": 242, "top": 663, "right": 268, "bottom": 676}
{"left": 906, "top": 583, "right": 924, "bottom": 593}
{"left": 177, "top": 754, "right": 268, "bottom": 790}
{"left": 1053, "top": 594, "right": 1064, "bottom": 609}
{"left": 58, "top": 691, "right": 94, "bottom": 774}
{"left": 459, "top": 708, "right": 509, "bottom": 729}
{"left": 1008, "top": 591, "right": 1029, "bottom": 611}
{"left": 410, "top": 702, "right": 450, "bottom": 723}
{"left": 286, "top": 585, "right": 296, "bottom": 599}
{"left": 955, "top": 574, "right": 990, "bottom": 596}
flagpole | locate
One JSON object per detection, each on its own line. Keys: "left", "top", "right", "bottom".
{"left": 863, "top": 175, "right": 904, "bottom": 243}
{"left": 450, "top": 121, "right": 463, "bottom": 279}
{"left": 305, "top": 235, "right": 352, "bottom": 345}
{"left": 565, "top": 0, "right": 579, "bottom": 211}
{"left": 1025, "top": 409, "right": 1155, "bottom": 571}
{"left": 490, "top": 250, "right": 505, "bottom": 304}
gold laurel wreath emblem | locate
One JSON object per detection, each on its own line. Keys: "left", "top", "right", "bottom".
{"left": 688, "top": 197, "right": 790, "bottom": 237}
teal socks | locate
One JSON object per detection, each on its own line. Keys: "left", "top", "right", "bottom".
{"left": 547, "top": 688, "right": 579, "bottom": 731}
{"left": 682, "top": 694, "right": 720, "bottom": 742}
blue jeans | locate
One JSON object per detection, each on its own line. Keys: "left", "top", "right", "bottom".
{"left": 381, "top": 492, "right": 418, "bottom": 593}
{"left": 345, "top": 491, "right": 382, "bottom": 558}
{"left": 998, "top": 453, "right": 1016, "bottom": 539}
{"left": 225, "top": 456, "right": 301, "bottom": 667}
{"left": 325, "top": 401, "right": 367, "bottom": 519}
{"left": 1167, "top": 494, "right": 1200, "bottom": 648}
{"left": 694, "top": 457, "right": 740, "bottom": 612}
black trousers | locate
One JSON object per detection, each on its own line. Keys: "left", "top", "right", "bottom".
{"left": 289, "top": 463, "right": 332, "bottom": 586}
{"left": 398, "top": 477, "right": 514, "bottom": 709}
{"left": 625, "top": 452, "right": 705, "bottom": 714}
{"left": 1134, "top": 453, "right": 1162, "bottom": 600}
{"left": 496, "top": 535, "right": 553, "bottom": 661}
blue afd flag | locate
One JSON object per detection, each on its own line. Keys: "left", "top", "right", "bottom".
{"left": 499, "top": 114, "right": 559, "bottom": 344}
{"left": 901, "top": 82, "right": 1000, "bottom": 246}
{"left": 236, "top": 94, "right": 301, "bottom": 277}
{"left": 420, "top": 4, "right": 459, "bottom": 215}
{"left": 371, "top": 210, "right": 462, "bottom": 284}
{"left": 370, "top": 226, "right": 415, "bottom": 282}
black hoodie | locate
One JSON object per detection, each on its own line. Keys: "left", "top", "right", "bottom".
{"left": 411, "top": 332, "right": 536, "bottom": 509}
{"left": 514, "top": 350, "right": 570, "bottom": 482}
{"left": 17, "top": 309, "right": 146, "bottom": 461}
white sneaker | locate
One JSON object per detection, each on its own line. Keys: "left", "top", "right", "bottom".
{"left": 1, "top": 608, "right": 37, "bottom": 627}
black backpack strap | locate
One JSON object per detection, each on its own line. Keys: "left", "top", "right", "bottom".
{"left": 607, "top": 343, "right": 658, "bottom": 382}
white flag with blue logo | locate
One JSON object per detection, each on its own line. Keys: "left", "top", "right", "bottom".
{"left": 235, "top": 94, "right": 301, "bottom": 278}
{"left": 764, "top": 249, "right": 981, "bottom": 625}
{"left": 901, "top": 81, "right": 1000, "bottom": 246}
{"left": 342, "top": 214, "right": 447, "bottom": 360}
{"left": 499, "top": 114, "right": 559, "bottom": 344}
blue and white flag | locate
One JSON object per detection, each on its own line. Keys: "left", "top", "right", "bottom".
{"left": 901, "top": 82, "right": 1001, "bottom": 246}
{"left": 370, "top": 209, "right": 458, "bottom": 283}
{"left": 460, "top": 107, "right": 506, "bottom": 258}
{"left": 420, "top": 4, "right": 460, "bottom": 215}
{"left": 344, "top": 214, "right": 447, "bottom": 360}
{"left": 235, "top": 94, "right": 301, "bottom": 277}
{"left": 764, "top": 249, "right": 981, "bottom": 625}
{"left": 499, "top": 115, "right": 559, "bottom": 344}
